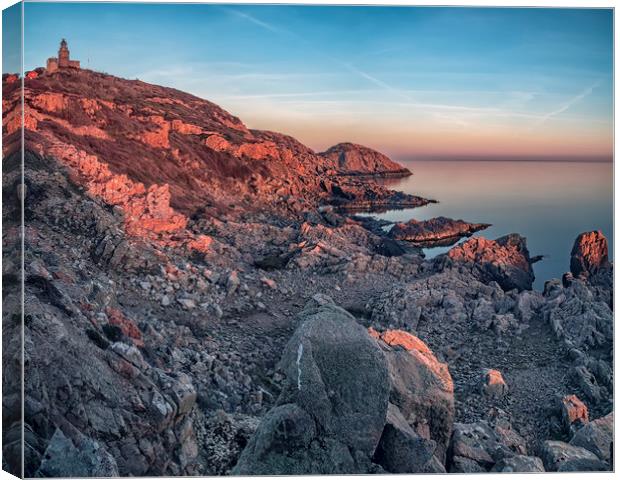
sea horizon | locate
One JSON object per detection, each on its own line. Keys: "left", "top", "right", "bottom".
{"left": 393, "top": 156, "right": 613, "bottom": 164}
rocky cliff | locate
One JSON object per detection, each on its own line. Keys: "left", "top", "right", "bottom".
{"left": 3, "top": 69, "right": 423, "bottom": 242}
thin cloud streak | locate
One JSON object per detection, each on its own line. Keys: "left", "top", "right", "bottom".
{"left": 534, "top": 80, "right": 603, "bottom": 126}
{"left": 219, "top": 7, "right": 285, "bottom": 35}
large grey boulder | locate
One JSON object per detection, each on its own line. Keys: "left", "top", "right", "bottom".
{"left": 570, "top": 412, "right": 613, "bottom": 461}
{"left": 233, "top": 296, "right": 390, "bottom": 475}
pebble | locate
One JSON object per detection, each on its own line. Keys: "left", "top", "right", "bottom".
{"left": 178, "top": 298, "right": 196, "bottom": 310}
{"left": 260, "top": 277, "right": 277, "bottom": 289}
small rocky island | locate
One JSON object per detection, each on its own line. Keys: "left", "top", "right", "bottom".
{"left": 319, "top": 142, "right": 412, "bottom": 178}
{"left": 389, "top": 216, "right": 491, "bottom": 247}
{"left": 2, "top": 59, "right": 613, "bottom": 477}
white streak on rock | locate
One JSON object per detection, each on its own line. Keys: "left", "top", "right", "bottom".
{"left": 296, "top": 343, "right": 303, "bottom": 390}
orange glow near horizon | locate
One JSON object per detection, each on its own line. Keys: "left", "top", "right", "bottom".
{"left": 237, "top": 112, "right": 612, "bottom": 160}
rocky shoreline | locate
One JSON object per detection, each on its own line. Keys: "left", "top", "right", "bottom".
{"left": 2, "top": 69, "right": 613, "bottom": 476}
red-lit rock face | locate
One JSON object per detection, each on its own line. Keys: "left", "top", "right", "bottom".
{"left": 570, "top": 230, "right": 610, "bottom": 279}
{"left": 3, "top": 68, "right": 426, "bottom": 245}
{"left": 448, "top": 234, "right": 535, "bottom": 291}
{"left": 319, "top": 142, "right": 412, "bottom": 177}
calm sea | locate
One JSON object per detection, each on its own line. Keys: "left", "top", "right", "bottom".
{"left": 369, "top": 160, "right": 613, "bottom": 290}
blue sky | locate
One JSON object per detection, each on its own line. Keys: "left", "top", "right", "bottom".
{"left": 11, "top": 3, "right": 615, "bottom": 159}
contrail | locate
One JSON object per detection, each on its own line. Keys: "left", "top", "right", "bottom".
{"left": 223, "top": 7, "right": 412, "bottom": 99}
{"left": 534, "top": 79, "right": 603, "bottom": 126}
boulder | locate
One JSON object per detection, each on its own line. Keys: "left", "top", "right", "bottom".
{"left": 447, "top": 234, "right": 536, "bottom": 291}
{"left": 570, "top": 231, "right": 610, "bottom": 279}
{"left": 540, "top": 440, "right": 600, "bottom": 471}
{"left": 448, "top": 420, "right": 527, "bottom": 472}
{"left": 559, "top": 394, "right": 588, "bottom": 433}
{"left": 370, "top": 328, "right": 454, "bottom": 462}
{"left": 480, "top": 369, "right": 508, "bottom": 399}
{"left": 572, "top": 365, "right": 603, "bottom": 403}
{"left": 570, "top": 412, "right": 613, "bottom": 461}
{"left": 557, "top": 457, "right": 609, "bottom": 471}
{"left": 373, "top": 403, "right": 437, "bottom": 473}
{"left": 491, "top": 455, "right": 545, "bottom": 472}
{"left": 233, "top": 297, "right": 390, "bottom": 475}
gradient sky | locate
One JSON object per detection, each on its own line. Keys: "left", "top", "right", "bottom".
{"left": 11, "top": 3, "right": 615, "bottom": 160}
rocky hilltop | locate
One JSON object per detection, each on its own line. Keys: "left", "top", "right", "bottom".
{"left": 319, "top": 142, "right": 412, "bottom": 177}
{"left": 2, "top": 69, "right": 613, "bottom": 476}
{"left": 3, "top": 69, "right": 426, "bottom": 236}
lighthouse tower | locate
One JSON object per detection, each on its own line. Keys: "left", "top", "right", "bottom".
{"left": 46, "top": 39, "right": 81, "bottom": 73}
{"left": 58, "top": 39, "right": 70, "bottom": 67}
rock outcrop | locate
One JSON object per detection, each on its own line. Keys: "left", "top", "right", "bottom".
{"left": 569, "top": 412, "right": 613, "bottom": 462}
{"left": 540, "top": 440, "right": 604, "bottom": 471}
{"left": 448, "top": 416, "right": 533, "bottom": 472}
{"left": 369, "top": 328, "right": 455, "bottom": 464}
{"left": 447, "top": 234, "right": 537, "bottom": 291}
{"left": 559, "top": 394, "right": 589, "bottom": 434}
{"left": 570, "top": 230, "right": 611, "bottom": 279}
{"left": 389, "top": 216, "right": 490, "bottom": 247}
{"left": 318, "top": 142, "right": 411, "bottom": 177}
{"left": 233, "top": 296, "right": 390, "bottom": 474}
{"left": 234, "top": 301, "right": 455, "bottom": 475}
{"left": 542, "top": 274, "right": 613, "bottom": 405}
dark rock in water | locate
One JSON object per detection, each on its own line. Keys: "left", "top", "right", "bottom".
{"left": 351, "top": 214, "right": 393, "bottom": 235}
{"left": 36, "top": 428, "right": 119, "bottom": 477}
{"left": 570, "top": 230, "right": 610, "bottom": 279}
{"left": 330, "top": 181, "right": 435, "bottom": 212}
{"left": 447, "top": 233, "right": 536, "bottom": 291}
{"left": 376, "top": 238, "right": 407, "bottom": 257}
{"left": 373, "top": 403, "right": 437, "bottom": 473}
{"left": 389, "top": 216, "right": 490, "bottom": 247}
{"left": 233, "top": 296, "right": 390, "bottom": 475}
